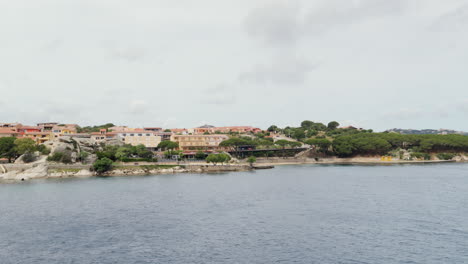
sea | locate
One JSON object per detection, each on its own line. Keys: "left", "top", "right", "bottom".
{"left": 1, "top": 163, "right": 467, "bottom": 264}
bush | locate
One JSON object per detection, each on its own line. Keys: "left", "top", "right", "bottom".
{"left": 436, "top": 153, "right": 456, "bottom": 160}
{"left": 119, "top": 157, "right": 157, "bottom": 162}
{"left": 194, "top": 151, "right": 207, "bottom": 160}
{"left": 47, "top": 152, "right": 64, "bottom": 162}
{"left": 22, "top": 153, "right": 37, "bottom": 163}
{"left": 410, "top": 152, "right": 431, "bottom": 160}
{"left": 47, "top": 151, "right": 73, "bottom": 164}
{"left": 36, "top": 144, "right": 51, "bottom": 155}
{"left": 93, "top": 158, "right": 113, "bottom": 174}
{"left": 206, "top": 153, "right": 231, "bottom": 165}
{"left": 247, "top": 156, "right": 256, "bottom": 166}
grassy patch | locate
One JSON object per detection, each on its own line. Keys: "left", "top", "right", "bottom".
{"left": 113, "top": 165, "right": 179, "bottom": 171}
{"left": 48, "top": 168, "right": 82, "bottom": 173}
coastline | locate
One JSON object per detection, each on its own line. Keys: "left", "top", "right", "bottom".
{"left": 1, "top": 157, "right": 466, "bottom": 183}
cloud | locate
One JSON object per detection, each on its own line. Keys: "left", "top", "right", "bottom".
{"left": 243, "top": 0, "right": 407, "bottom": 46}
{"left": 430, "top": 4, "right": 468, "bottom": 32}
{"left": 239, "top": 56, "right": 318, "bottom": 85}
{"left": 382, "top": 107, "right": 428, "bottom": 120}
{"left": 128, "top": 99, "right": 150, "bottom": 114}
{"left": 201, "top": 84, "right": 237, "bottom": 105}
{"left": 243, "top": 0, "right": 302, "bottom": 46}
{"left": 109, "top": 47, "right": 147, "bottom": 62}
{"left": 304, "top": 0, "right": 407, "bottom": 35}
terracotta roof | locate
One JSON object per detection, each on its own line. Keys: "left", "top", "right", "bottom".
{"left": 0, "top": 128, "right": 18, "bottom": 134}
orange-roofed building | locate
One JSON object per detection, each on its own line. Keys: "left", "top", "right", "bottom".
{"left": 22, "top": 132, "right": 53, "bottom": 144}
{"left": 0, "top": 128, "right": 19, "bottom": 138}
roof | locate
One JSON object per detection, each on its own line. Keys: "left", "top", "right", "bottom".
{"left": 24, "top": 132, "right": 52, "bottom": 135}
{"left": 19, "top": 126, "right": 41, "bottom": 130}
{"left": 0, "top": 128, "right": 19, "bottom": 134}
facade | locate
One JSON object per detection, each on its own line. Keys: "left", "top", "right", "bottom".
{"left": 171, "top": 134, "right": 229, "bottom": 151}
{"left": 144, "top": 127, "right": 163, "bottom": 133}
{"left": 0, "top": 128, "right": 19, "bottom": 138}
{"left": 116, "top": 132, "right": 162, "bottom": 150}
{"left": 52, "top": 124, "right": 78, "bottom": 137}
{"left": 169, "top": 128, "right": 189, "bottom": 135}
{"left": 193, "top": 125, "right": 262, "bottom": 135}
{"left": 0, "top": 123, "right": 21, "bottom": 128}
{"left": 37, "top": 122, "right": 59, "bottom": 131}
{"left": 22, "top": 132, "right": 53, "bottom": 144}
{"left": 91, "top": 129, "right": 118, "bottom": 142}
{"left": 17, "top": 126, "right": 41, "bottom": 134}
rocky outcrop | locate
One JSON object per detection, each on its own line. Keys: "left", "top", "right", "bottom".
{"left": 1, "top": 163, "right": 49, "bottom": 181}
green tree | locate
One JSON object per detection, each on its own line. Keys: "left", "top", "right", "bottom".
{"left": 14, "top": 138, "right": 36, "bottom": 155}
{"left": 292, "top": 128, "right": 306, "bottom": 141}
{"left": 93, "top": 158, "right": 113, "bottom": 174}
{"left": 305, "top": 138, "right": 332, "bottom": 151}
{"left": 157, "top": 141, "right": 179, "bottom": 150}
{"left": 327, "top": 121, "right": 340, "bottom": 130}
{"left": 301, "top": 120, "right": 315, "bottom": 129}
{"left": 194, "top": 151, "right": 206, "bottom": 160}
{"left": 0, "top": 137, "right": 17, "bottom": 163}
{"left": 267, "top": 125, "right": 280, "bottom": 133}
{"left": 206, "top": 153, "right": 231, "bottom": 165}
{"left": 247, "top": 156, "right": 256, "bottom": 167}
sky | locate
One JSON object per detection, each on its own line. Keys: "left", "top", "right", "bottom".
{"left": 0, "top": 0, "right": 467, "bottom": 131}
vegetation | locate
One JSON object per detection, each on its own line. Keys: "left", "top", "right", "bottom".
{"left": 157, "top": 141, "right": 179, "bottom": 150}
{"left": 93, "top": 157, "right": 113, "bottom": 174}
{"left": 77, "top": 123, "right": 115, "bottom": 133}
{"left": 436, "top": 153, "right": 456, "bottom": 160}
{"left": 332, "top": 133, "right": 468, "bottom": 158}
{"left": 96, "top": 144, "right": 155, "bottom": 162}
{"left": 247, "top": 156, "right": 256, "bottom": 166}
{"left": 47, "top": 151, "right": 73, "bottom": 164}
{"left": 0, "top": 137, "right": 51, "bottom": 163}
{"left": 206, "top": 153, "right": 231, "bottom": 165}
{"left": 0, "top": 137, "right": 17, "bottom": 162}
{"left": 194, "top": 151, "right": 207, "bottom": 160}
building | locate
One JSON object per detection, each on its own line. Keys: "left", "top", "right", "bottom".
{"left": 37, "top": 122, "right": 59, "bottom": 132}
{"left": 21, "top": 132, "right": 53, "bottom": 144}
{"left": 144, "top": 127, "right": 163, "bottom": 133}
{"left": 0, "top": 123, "right": 21, "bottom": 128}
{"left": 91, "top": 129, "right": 118, "bottom": 142}
{"left": 52, "top": 124, "right": 78, "bottom": 137}
{"left": 116, "top": 131, "right": 162, "bottom": 150}
{"left": 171, "top": 134, "right": 229, "bottom": 151}
{"left": 17, "top": 126, "right": 42, "bottom": 134}
{"left": 155, "top": 132, "right": 172, "bottom": 141}
{"left": 193, "top": 125, "right": 262, "bottom": 135}
{"left": 169, "top": 128, "right": 190, "bottom": 135}
{"left": 0, "top": 128, "right": 19, "bottom": 138}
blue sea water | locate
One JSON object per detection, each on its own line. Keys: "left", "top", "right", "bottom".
{"left": 1, "top": 164, "right": 468, "bottom": 264}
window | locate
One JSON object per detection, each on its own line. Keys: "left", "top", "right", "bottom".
{"left": 130, "top": 134, "right": 134, "bottom": 136}
{"left": 138, "top": 134, "right": 142, "bottom": 136}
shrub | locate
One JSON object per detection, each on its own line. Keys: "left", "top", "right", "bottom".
{"left": 47, "top": 151, "right": 73, "bottom": 164}
{"left": 436, "top": 153, "right": 456, "bottom": 160}
{"left": 410, "top": 152, "right": 431, "bottom": 160}
{"left": 36, "top": 144, "right": 51, "bottom": 155}
{"left": 247, "top": 156, "right": 256, "bottom": 166}
{"left": 22, "top": 153, "right": 37, "bottom": 163}
{"left": 119, "top": 157, "right": 157, "bottom": 162}
{"left": 92, "top": 158, "right": 113, "bottom": 174}
{"left": 47, "top": 152, "right": 64, "bottom": 162}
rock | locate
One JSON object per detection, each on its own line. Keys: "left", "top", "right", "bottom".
{"left": 1, "top": 163, "right": 48, "bottom": 180}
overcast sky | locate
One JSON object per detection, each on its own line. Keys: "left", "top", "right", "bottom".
{"left": 0, "top": 0, "right": 467, "bottom": 131}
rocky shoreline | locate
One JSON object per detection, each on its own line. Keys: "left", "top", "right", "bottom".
{"left": 0, "top": 162, "right": 254, "bottom": 182}
{"left": 1, "top": 157, "right": 466, "bottom": 183}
